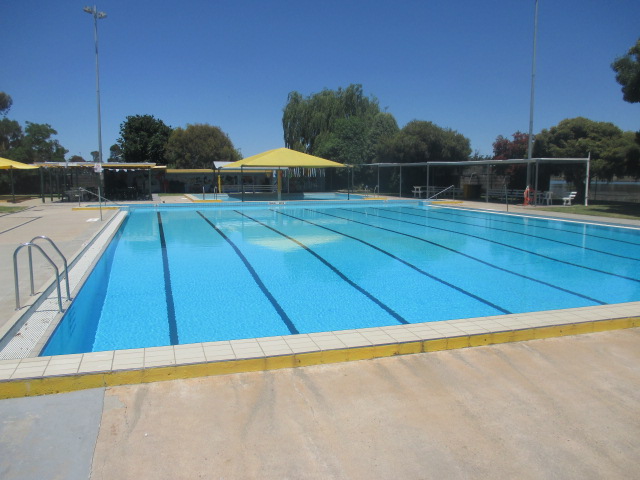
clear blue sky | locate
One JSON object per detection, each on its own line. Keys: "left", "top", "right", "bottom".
{"left": 2, "top": 0, "right": 639, "bottom": 161}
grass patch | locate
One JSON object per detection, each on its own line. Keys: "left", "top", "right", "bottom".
{"left": 537, "top": 203, "right": 640, "bottom": 220}
{"left": 0, "top": 205, "right": 26, "bottom": 213}
{"left": 158, "top": 193, "right": 189, "bottom": 196}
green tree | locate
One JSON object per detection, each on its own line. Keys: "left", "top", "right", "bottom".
{"left": 164, "top": 123, "right": 241, "bottom": 169}
{"left": 68, "top": 155, "right": 85, "bottom": 162}
{"left": 0, "top": 118, "right": 23, "bottom": 154}
{"left": 533, "top": 117, "right": 640, "bottom": 199}
{"left": 0, "top": 92, "right": 12, "bottom": 117}
{"left": 108, "top": 143, "right": 123, "bottom": 162}
{"left": 117, "top": 114, "right": 172, "bottom": 164}
{"left": 377, "top": 120, "right": 471, "bottom": 192}
{"left": 378, "top": 120, "right": 471, "bottom": 164}
{"left": 282, "top": 84, "right": 381, "bottom": 156}
{"left": 612, "top": 38, "right": 640, "bottom": 103}
{"left": 9, "top": 122, "right": 67, "bottom": 163}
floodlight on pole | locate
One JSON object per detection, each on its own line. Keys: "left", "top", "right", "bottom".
{"left": 526, "top": 0, "right": 539, "bottom": 186}
{"left": 84, "top": 5, "right": 107, "bottom": 164}
{"left": 84, "top": 5, "right": 107, "bottom": 219}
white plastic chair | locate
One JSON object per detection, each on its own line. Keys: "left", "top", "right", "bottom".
{"left": 562, "top": 191, "right": 577, "bottom": 206}
{"left": 543, "top": 191, "right": 553, "bottom": 205}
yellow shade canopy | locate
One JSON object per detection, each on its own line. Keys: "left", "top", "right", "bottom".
{"left": 0, "top": 157, "right": 39, "bottom": 169}
{"left": 221, "top": 148, "right": 345, "bottom": 169}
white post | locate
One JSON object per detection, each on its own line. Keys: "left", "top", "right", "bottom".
{"left": 584, "top": 153, "right": 590, "bottom": 206}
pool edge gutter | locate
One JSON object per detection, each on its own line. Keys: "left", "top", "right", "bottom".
{"left": 1, "top": 314, "right": 638, "bottom": 400}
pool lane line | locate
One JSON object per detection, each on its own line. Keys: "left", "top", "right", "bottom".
{"left": 310, "top": 208, "right": 607, "bottom": 305}
{"left": 196, "top": 211, "right": 299, "bottom": 335}
{"left": 351, "top": 207, "right": 640, "bottom": 284}
{"left": 408, "top": 205, "right": 640, "bottom": 250}
{"left": 431, "top": 205, "right": 640, "bottom": 246}
{"left": 156, "top": 212, "right": 179, "bottom": 346}
{"left": 234, "top": 210, "right": 409, "bottom": 325}
{"left": 276, "top": 209, "right": 511, "bottom": 315}
{"left": 391, "top": 206, "right": 640, "bottom": 262}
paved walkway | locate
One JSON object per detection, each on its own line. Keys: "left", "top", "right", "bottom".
{"left": 1, "top": 329, "right": 638, "bottom": 479}
{"left": 1, "top": 197, "right": 639, "bottom": 479}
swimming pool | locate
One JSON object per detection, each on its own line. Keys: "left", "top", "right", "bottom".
{"left": 41, "top": 202, "right": 640, "bottom": 356}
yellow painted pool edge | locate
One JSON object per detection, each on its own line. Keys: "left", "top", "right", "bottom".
{"left": 72, "top": 206, "right": 120, "bottom": 211}
{"left": 1, "top": 317, "right": 638, "bottom": 399}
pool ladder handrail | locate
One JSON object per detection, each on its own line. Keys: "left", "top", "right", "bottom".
{"left": 427, "top": 185, "right": 455, "bottom": 200}
{"left": 13, "top": 236, "right": 71, "bottom": 312}
{"left": 77, "top": 187, "right": 122, "bottom": 207}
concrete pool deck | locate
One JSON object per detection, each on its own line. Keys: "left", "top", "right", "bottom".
{"left": 1, "top": 196, "right": 639, "bottom": 478}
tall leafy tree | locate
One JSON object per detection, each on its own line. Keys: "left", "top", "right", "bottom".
{"left": 377, "top": 120, "right": 471, "bottom": 191}
{"left": 8, "top": 122, "right": 67, "bottom": 163}
{"left": 492, "top": 131, "right": 530, "bottom": 160}
{"left": 492, "top": 131, "right": 531, "bottom": 188}
{"left": 282, "top": 84, "right": 381, "bottom": 156}
{"left": 0, "top": 118, "right": 23, "bottom": 154}
{"left": 0, "top": 92, "right": 12, "bottom": 117}
{"left": 612, "top": 38, "right": 640, "bottom": 103}
{"left": 378, "top": 120, "right": 471, "bottom": 164}
{"left": 533, "top": 117, "right": 640, "bottom": 199}
{"left": 108, "top": 143, "right": 123, "bottom": 162}
{"left": 164, "top": 123, "right": 241, "bottom": 169}
{"left": 117, "top": 114, "right": 172, "bottom": 164}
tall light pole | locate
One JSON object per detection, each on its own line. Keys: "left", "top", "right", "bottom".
{"left": 84, "top": 6, "right": 107, "bottom": 163}
{"left": 84, "top": 5, "right": 106, "bottom": 218}
{"left": 526, "top": 0, "right": 539, "bottom": 187}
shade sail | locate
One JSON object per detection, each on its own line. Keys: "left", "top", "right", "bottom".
{"left": 0, "top": 157, "right": 39, "bottom": 169}
{"left": 221, "top": 148, "right": 345, "bottom": 169}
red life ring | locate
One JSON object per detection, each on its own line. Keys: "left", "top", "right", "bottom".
{"left": 524, "top": 187, "right": 531, "bottom": 205}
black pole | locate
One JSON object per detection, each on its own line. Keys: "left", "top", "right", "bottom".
{"left": 40, "top": 167, "right": 45, "bottom": 203}
{"left": 241, "top": 165, "right": 244, "bottom": 202}
{"left": 10, "top": 168, "right": 15, "bottom": 203}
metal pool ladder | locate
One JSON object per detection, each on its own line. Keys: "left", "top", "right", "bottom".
{"left": 13, "top": 236, "right": 71, "bottom": 312}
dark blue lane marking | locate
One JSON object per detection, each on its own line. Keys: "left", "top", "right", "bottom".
{"left": 157, "top": 212, "right": 179, "bottom": 345}
{"left": 427, "top": 205, "right": 640, "bottom": 247}
{"left": 275, "top": 210, "right": 511, "bottom": 315}
{"left": 309, "top": 208, "right": 606, "bottom": 305}
{"left": 196, "top": 211, "right": 299, "bottom": 335}
{"left": 352, "top": 207, "right": 640, "bottom": 284}
{"left": 391, "top": 206, "right": 640, "bottom": 262}
{"left": 235, "top": 210, "right": 409, "bottom": 325}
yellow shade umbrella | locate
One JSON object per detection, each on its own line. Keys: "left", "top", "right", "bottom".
{"left": 0, "top": 157, "right": 39, "bottom": 203}
{"left": 221, "top": 148, "right": 344, "bottom": 201}
{"left": 222, "top": 148, "right": 345, "bottom": 169}
{"left": 0, "top": 157, "right": 39, "bottom": 170}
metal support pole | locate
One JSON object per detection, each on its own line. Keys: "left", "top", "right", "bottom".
{"left": 584, "top": 153, "right": 590, "bottom": 206}
{"left": 526, "top": 0, "right": 539, "bottom": 187}
{"left": 40, "top": 167, "right": 45, "bottom": 203}
{"left": 534, "top": 160, "right": 540, "bottom": 206}
{"left": 10, "top": 168, "right": 15, "bottom": 203}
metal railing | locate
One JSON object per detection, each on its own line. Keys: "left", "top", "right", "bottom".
{"left": 13, "top": 236, "right": 71, "bottom": 312}
{"left": 427, "top": 185, "right": 456, "bottom": 200}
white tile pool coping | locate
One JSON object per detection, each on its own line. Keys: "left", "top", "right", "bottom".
{"left": 0, "top": 205, "right": 638, "bottom": 398}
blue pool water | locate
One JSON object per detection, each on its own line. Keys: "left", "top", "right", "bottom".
{"left": 41, "top": 203, "right": 640, "bottom": 355}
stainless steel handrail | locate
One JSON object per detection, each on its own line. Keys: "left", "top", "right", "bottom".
{"left": 14, "top": 243, "right": 63, "bottom": 312}
{"left": 29, "top": 236, "right": 71, "bottom": 301}
{"left": 427, "top": 185, "right": 455, "bottom": 200}
{"left": 77, "top": 187, "right": 122, "bottom": 207}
